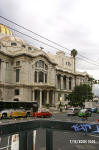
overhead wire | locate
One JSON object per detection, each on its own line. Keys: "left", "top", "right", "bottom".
{"left": 0, "top": 25, "right": 71, "bottom": 55}
{"left": 0, "top": 16, "right": 99, "bottom": 67}
{"left": 77, "top": 57, "right": 99, "bottom": 68}
{"left": 2, "top": 25, "right": 99, "bottom": 68}
{"left": 0, "top": 16, "right": 71, "bottom": 51}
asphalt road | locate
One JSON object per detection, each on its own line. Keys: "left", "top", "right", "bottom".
{"left": 0, "top": 112, "right": 99, "bottom": 150}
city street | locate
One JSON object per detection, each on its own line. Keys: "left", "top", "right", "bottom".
{"left": 0, "top": 112, "right": 99, "bottom": 150}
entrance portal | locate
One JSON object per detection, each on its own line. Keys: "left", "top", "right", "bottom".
{"left": 42, "top": 90, "right": 47, "bottom": 106}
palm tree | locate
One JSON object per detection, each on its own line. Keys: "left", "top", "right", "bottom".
{"left": 71, "top": 49, "right": 78, "bottom": 73}
{"left": 98, "top": 80, "right": 99, "bottom": 84}
{"left": 71, "top": 49, "right": 78, "bottom": 87}
{"left": 95, "top": 80, "right": 97, "bottom": 84}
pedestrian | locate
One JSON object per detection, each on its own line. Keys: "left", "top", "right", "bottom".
{"left": 85, "top": 116, "right": 88, "bottom": 123}
{"left": 82, "top": 116, "right": 86, "bottom": 123}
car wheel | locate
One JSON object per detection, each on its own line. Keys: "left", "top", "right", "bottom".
{"left": 2, "top": 113, "right": 7, "bottom": 119}
{"left": 41, "top": 115, "right": 44, "bottom": 118}
{"left": 26, "top": 112, "right": 30, "bottom": 117}
{"left": 49, "top": 115, "right": 52, "bottom": 118}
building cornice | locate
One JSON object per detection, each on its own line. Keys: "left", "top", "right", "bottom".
{"left": 0, "top": 51, "right": 57, "bottom": 65}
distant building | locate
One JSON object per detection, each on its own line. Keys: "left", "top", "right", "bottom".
{"left": 0, "top": 24, "right": 92, "bottom": 108}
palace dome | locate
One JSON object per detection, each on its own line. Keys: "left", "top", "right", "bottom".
{"left": 0, "top": 24, "right": 28, "bottom": 45}
{"left": 0, "top": 24, "right": 13, "bottom": 36}
{"left": 0, "top": 36, "right": 28, "bottom": 45}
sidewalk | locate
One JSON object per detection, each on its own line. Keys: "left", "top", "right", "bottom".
{"left": 49, "top": 107, "right": 66, "bottom": 114}
{"left": 40, "top": 107, "right": 66, "bottom": 114}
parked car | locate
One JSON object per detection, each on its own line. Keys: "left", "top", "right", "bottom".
{"left": 78, "top": 109, "right": 92, "bottom": 117}
{"left": 32, "top": 111, "right": 52, "bottom": 118}
{"left": 96, "top": 108, "right": 99, "bottom": 113}
{"left": 90, "top": 107, "right": 97, "bottom": 113}
{"left": 67, "top": 107, "right": 80, "bottom": 116}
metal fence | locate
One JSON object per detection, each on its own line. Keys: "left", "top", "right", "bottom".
{"left": 0, "top": 119, "right": 99, "bottom": 150}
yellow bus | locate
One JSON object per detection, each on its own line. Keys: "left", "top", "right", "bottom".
{"left": 0, "top": 101, "right": 38, "bottom": 119}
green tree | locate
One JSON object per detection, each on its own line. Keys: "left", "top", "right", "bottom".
{"left": 68, "top": 84, "right": 93, "bottom": 107}
{"left": 88, "top": 77, "right": 94, "bottom": 88}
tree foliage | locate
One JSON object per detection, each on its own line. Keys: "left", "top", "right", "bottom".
{"left": 68, "top": 84, "right": 93, "bottom": 107}
{"left": 71, "top": 49, "right": 78, "bottom": 58}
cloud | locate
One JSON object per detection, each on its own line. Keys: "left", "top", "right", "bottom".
{"left": 93, "top": 84, "right": 99, "bottom": 96}
{"left": 0, "top": 0, "right": 99, "bottom": 79}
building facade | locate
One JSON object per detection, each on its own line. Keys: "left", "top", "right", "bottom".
{"left": 0, "top": 24, "right": 91, "bottom": 108}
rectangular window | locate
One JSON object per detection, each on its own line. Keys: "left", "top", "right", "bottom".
{"left": 45, "top": 74, "right": 47, "bottom": 83}
{"left": 39, "top": 71, "right": 44, "bottom": 82}
{"left": 28, "top": 47, "right": 32, "bottom": 50}
{"left": 22, "top": 44, "right": 26, "bottom": 48}
{"left": 57, "top": 76, "right": 61, "bottom": 89}
{"left": 16, "top": 61, "right": 20, "bottom": 66}
{"left": 15, "top": 89, "right": 20, "bottom": 95}
{"left": 11, "top": 42, "right": 17, "bottom": 46}
{"left": 6, "top": 62, "right": 9, "bottom": 70}
{"left": 16, "top": 69, "right": 20, "bottom": 82}
{"left": 63, "top": 77, "right": 66, "bottom": 89}
{"left": 69, "top": 78, "right": 71, "bottom": 90}
{"left": 35, "top": 71, "right": 37, "bottom": 82}
{"left": 45, "top": 64, "right": 48, "bottom": 70}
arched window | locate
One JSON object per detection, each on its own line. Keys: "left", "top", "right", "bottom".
{"left": 39, "top": 60, "right": 44, "bottom": 68}
{"left": 35, "top": 60, "right": 44, "bottom": 68}
{"left": 35, "top": 60, "right": 48, "bottom": 83}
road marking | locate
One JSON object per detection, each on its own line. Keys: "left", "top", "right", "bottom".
{"left": 75, "top": 145, "right": 95, "bottom": 150}
{"left": 88, "top": 134, "right": 99, "bottom": 138}
{"left": 63, "top": 131, "right": 69, "bottom": 134}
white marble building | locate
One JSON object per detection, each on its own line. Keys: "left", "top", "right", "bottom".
{"left": 0, "top": 24, "right": 91, "bottom": 108}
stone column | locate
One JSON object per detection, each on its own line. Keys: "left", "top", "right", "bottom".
{"left": 61, "top": 76, "right": 63, "bottom": 90}
{"left": 56, "top": 75, "right": 58, "bottom": 89}
{"left": 65, "top": 77, "right": 67, "bottom": 90}
{"left": 37, "top": 71, "right": 39, "bottom": 83}
{"left": 40, "top": 90, "right": 42, "bottom": 109}
{"left": 52, "top": 91, "right": 55, "bottom": 106}
{"left": 32, "top": 90, "right": 35, "bottom": 101}
{"left": 47, "top": 90, "right": 49, "bottom": 104}
{"left": 76, "top": 78, "right": 80, "bottom": 86}
{"left": 72, "top": 78, "right": 75, "bottom": 90}
{"left": 0, "top": 61, "right": 6, "bottom": 82}
{"left": 44, "top": 73, "right": 45, "bottom": 83}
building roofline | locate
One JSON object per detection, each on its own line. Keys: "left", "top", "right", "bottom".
{"left": 0, "top": 51, "right": 57, "bottom": 65}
